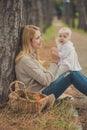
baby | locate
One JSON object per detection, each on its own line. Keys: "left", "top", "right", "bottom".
{"left": 55, "top": 27, "right": 81, "bottom": 79}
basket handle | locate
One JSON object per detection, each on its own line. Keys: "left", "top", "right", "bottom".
{"left": 9, "top": 80, "right": 26, "bottom": 92}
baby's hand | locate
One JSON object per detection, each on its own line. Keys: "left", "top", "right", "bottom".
{"left": 51, "top": 47, "right": 59, "bottom": 63}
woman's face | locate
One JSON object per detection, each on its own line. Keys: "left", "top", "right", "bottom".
{"left": 31, "top": 30, "right": 42, "bottom": 51}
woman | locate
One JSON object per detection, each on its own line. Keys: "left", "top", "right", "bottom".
{"left": 15, "top": 25, "right": 87, "bottom": 99}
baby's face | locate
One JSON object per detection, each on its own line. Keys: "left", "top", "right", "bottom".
{"left": 58, "top": 33, "right": 70, "bottom": 44}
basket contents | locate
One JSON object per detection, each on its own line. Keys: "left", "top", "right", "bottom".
{"left": 26, "top": 91, "right": 43, "bottom": 101}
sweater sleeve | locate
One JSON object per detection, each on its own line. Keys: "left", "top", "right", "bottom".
{"left": 22, "top": 57, "right": 58, "bottom": 86}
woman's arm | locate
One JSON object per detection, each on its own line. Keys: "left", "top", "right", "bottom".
{"left": 22, "top": 56, "right": 58, "bottom": 87}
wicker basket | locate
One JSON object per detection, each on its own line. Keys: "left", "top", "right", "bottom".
{"left": 8, "top": 81, "right": 55, "bottom": 113}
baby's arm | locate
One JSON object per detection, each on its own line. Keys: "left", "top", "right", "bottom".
{"left": 59, "top": 44, "right": 74, "bottom": 59}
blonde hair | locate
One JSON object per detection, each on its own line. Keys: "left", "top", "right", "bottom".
{"left": 15, "top": 25, "right": 40, "bottom": 64}
{"left": 58, "top": 27, "right": 72, "bottom": 38}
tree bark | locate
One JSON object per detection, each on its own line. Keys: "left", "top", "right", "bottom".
{"left": 63, "top": 0, "right": 75, "bottom": 27}
{"left": 77, "top": 0, "right": 87, "bottom": 31}
{"left": 0, "top": 0, "right": 23, "bottom": 102}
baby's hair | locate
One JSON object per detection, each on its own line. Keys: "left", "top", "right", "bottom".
{"left": 58, "top": 27, "right": 72, "bottom": 38}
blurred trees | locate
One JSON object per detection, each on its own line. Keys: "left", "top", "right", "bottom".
{"left": 63, "top": 0, "right": 75, "bottom": 27}
{"left": 54, "top": 0, "right": 87, "bottom": 31}
{"left": 77, "top": 0, "right": 87, "bottom": 31}
{"left": 0, "top": 0, "right": 54, "bottom": 102}
{"left": 23, "top": 0, "right": 54, "bottom": 31}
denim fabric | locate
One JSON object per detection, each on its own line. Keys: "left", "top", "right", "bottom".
{"left": 71, "top": 71, "right": 87, "bottom": 95}
{"left": 42, "top": 71, "right": 87, "bottom": 99}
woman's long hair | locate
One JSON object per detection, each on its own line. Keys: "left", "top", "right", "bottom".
{"left": 15, "top": 25, "right": 40, "bottom": 64}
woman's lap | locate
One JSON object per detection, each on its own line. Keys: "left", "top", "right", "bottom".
{"left": 42, "top": 72, "right": 71, "bottom": 98}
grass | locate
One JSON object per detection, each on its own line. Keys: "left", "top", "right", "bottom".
{"left": 42, "top": 22, "right": 57, "bottom": 40}
{"left": 0, "top": 99, "right": 77, "bottom": 130}
{"left": 73, "top": 18, "right": 87, "bottom": 35}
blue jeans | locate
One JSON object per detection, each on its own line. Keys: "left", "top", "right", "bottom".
{"left": 42, "top": 71, "right": 87, "bottom": 99}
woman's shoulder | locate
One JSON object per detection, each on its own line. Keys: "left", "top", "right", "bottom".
{"left": 22, "top": 55, "right": 30, "bottom": 60}
{"left": 21, "top": 55, "right": 33, "bottom": 63}
{"left": 16, "top": 54, "right": 37, "bottom": 68}
{"left": 21, "top": 54, "right": 37, "bottom": 65}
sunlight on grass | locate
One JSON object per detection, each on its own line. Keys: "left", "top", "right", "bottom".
{"left": 42, "top": 23, "right": 57, "bottom": 40}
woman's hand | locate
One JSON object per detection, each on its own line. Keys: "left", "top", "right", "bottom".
{"left": 51, "top": 47, "right": 59, "bottom": 64}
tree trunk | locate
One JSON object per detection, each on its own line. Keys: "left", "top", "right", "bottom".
{"left": 41, "top": 0, "right": 54, "bottom": 31}
{"left": 25, "top": 0, "right": 54, "bottom": 32}
{"left": 63, "top": 0, "right": 75, "bottom": 27}
{"left": 0, "top": 0, "right": 23, "bottom": 102}
{"left": 77, "top": 0, "right": 87, "bottom": 31}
